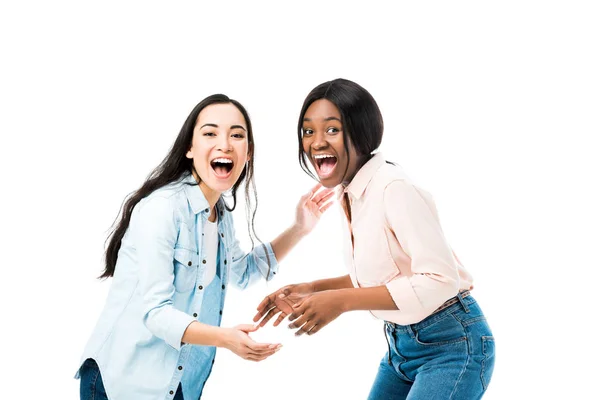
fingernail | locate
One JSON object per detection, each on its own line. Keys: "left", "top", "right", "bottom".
{"left": 278, "top": 293, "right": 285, "bottom": 298}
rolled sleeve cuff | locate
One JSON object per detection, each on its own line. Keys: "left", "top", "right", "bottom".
{"left": 165, "top": 313, "right": 196, "bottom": 351}
{"left": 386, "top": 277, "right": 424, "bottom": 314}
{"left": 261, "top": 242, "right": 279, "bottom": 281}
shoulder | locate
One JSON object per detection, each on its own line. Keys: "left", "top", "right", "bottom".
{"left": 371, "top": 163, "right": 435, "bottom": 205}
{"left": 136, "top": 178, "right": 189, "bottom": 220}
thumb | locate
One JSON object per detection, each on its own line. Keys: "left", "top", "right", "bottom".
{"left": 236, "top": 324, "right": 259, "bottom": 333}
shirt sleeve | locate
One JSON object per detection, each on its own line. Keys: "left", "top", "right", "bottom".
{"left": 383, "top": 180, "right": 460, "bottom": 314}
{"left": 132, "top": 196, "right": 195, "bottom": 351}
{"left": 227, "top": 215, "right": 279, "bottom": 289}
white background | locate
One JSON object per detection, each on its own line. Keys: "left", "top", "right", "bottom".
{"left": 1, "top": 1, "right": 599, "bottom": 399}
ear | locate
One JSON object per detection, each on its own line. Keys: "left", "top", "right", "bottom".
{"left": 186, "top": 148, "right": 193, "bottom": 159}
{"left": 246, "top": 148, "right": 253, "bottom": 163}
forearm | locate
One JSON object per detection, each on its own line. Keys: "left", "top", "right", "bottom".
{"left": 312, "top": 274, "right": 353, "bottom": 292}
{"left": 270, "top": 224, "right": 308, "bottom": 261}
{"left": 337, "top": 286, "right": 399, "bottom": 312}
{"left": 181, "top": 321, "right": 227, "bottom": 347}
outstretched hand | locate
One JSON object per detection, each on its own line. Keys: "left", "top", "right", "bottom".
{"left": 222, "top": 324, "right": 282, "bottom": 362}
{"left": 286, "top": 291, "right": 346, "bottom": 336}
{"left": 253, "top": 283, "right": 315, "bottom": 327}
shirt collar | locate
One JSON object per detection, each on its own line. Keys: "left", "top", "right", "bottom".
{"left": 344, "top": 152, "right": 386, "bottom": 200}
{"left": 182, "top": 173, "right": 211, "bottom": 214}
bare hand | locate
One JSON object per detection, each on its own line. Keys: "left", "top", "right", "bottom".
{"left": 294, "top": 184, "right": 335, "bottom": 235}
{"left": 222, "top": 324, "right": 282, "bottom": 362}
{"left": 287, "top": 291, "right": 346, "bottom": 336}
{"left": 253, "top": 283, "right": 315, "bottom": 327}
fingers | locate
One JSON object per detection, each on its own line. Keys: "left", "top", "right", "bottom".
{"left": 244, "top": 347, "right": 281, "bottom": 362}
{"left": 312, "top": 189, "right": 335, "bottom": 205}
{"left": 273, "top": 311, "right": 289, "bottom": 327}
{"left": 288, "top": 312, "right": 309, "bottom": 330}
{"left": 257, "top": 306, "right": 280, "bottom": 327}
{"left": 253, "top": 301, "right": 276, "bottom": 323}
{"left": 319, "top": 201, "right": 334, "bottom": 214}
{"left": 296, "top": 322, "right": 318, "bottom": 337}
{"left": 308, "top": 183, "right": 323, "bottom": 196}
{"left": 307, "top": 324, "right": 322, "bottom": 335}
{"left": 255, "top": 292, "right": 279, "bottom": 315}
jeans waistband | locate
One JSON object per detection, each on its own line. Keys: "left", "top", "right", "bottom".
{"left": 385, "top": 290, "right": 476, "bottom": 334}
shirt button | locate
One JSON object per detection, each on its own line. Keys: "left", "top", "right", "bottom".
{"left": 219, "top": 310, "right": 222, "bottom": 315}
{"left": 202, "top": 260, "right": 206, "bottom": 264}
{"left": 169, "top": 390, "right": 174, "bottom": 395}
{"left": 204, "top": 208, "right": 209, "bottom": 213}
{"left": 221, "top": 284, "right": 225, "bottom": 290}
{"left": 273, "top": 272, "right": 276, "bottom": 275}
{"left": 212, "top": 359, "right": 215, "bottom": 364}
{"left": 198, "top": 285, "right": 203, "bottom": 290}
{"left": 187, "top": 261, "right": 192, "bottom": 266}
{"left": 178, "top": 366, "right": 183, "bottom": 370}
{"left": 220, "top": 233, "right": 224, "bottom": 238}
{"left": 224, "top": 260, "right": 227, "bottom": 265}
{"left": 220, "top": 211, "right": 223, "bottom": 216}
{"left": 193, "top": 313, "right": 198, "bottom": 317}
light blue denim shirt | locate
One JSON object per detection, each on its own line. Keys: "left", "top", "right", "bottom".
{"left": 76, "top": 173, "right": 278, "bottom": 400}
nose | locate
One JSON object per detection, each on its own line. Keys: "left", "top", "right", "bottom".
{"left": 217, "top": 134, "right": 233, "bottom": 153}
{"left": 311, "top": 130, "right": 327, "bottom": 151}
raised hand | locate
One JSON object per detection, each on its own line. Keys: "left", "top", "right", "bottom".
{"left": 294, "top": 183, "right": 335, "bottom": 235}
{"left": 253, "top": 283, "right": 315, "bottom": 327}
{"left": 222, "top": 324, "right": 282, "bottom": 362}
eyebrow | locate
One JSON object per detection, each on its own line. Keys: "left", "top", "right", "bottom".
{"left": 303, "top": 116, "right": 342, "bottom": 122}
{"left": 199, "top": 123, "right": 246, "bottom": 131}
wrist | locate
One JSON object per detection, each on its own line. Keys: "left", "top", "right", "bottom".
{"left": 290, "top": 223, "right": 310, "bottom": 237}
{"left": 336, "top": 288, "right": 354, "bottom": 312}
{"left": 215, "top": 327, "right": 231, "bottom": 349}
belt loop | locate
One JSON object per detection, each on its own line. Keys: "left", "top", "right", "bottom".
{"left": 457, "top": 292, "right": 470, "bottom": 313}
{"left": 383, "top": 323, "right": 392, "bottom": 365}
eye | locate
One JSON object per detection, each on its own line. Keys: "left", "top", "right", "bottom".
{"left": 231, "top": 132, "right": 246, "bottom": 139}
{"left": 203, "top": 132, "right": 216, "bottom": 137}
{"left": 326, "top": 127, "right": 340, "bottom": 135}
{"left": 302, "top": 128, "right": 314, "bottom": 136}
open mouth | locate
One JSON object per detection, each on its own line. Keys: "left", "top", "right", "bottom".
{"left": 313, "top": 154, "right": 338, "bottom": 178}
{"left": 210, "top": 158, "right": 234, "bottom": 178}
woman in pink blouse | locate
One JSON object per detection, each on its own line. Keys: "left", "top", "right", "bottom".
{"left": 254, "top": 79, "right": 495, "bottom": 399}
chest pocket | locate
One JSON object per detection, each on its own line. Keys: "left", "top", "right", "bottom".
{"left": 173, "top": 248, "right": 198, "bottom": 292}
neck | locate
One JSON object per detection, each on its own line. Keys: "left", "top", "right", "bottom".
{"left": 342, "top": 154, "right": 371, "bottom": 187}
{"left": 191, "top": 171, "right": 221, "bottom": 217}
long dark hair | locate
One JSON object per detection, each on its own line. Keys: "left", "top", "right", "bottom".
{"left": 297, "top": 78, "right": 384, "bottom": 179}
{"left": 100, "top": 94, "right": 260, "bottom": 279}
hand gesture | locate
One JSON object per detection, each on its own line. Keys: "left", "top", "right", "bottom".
{"left": 222, "top": 324, "right": 282, "bottom": 362}
{"left": 287, "top": 291, "right": 346, "bottom": 336}
{"left": 253, "top": 283, "right": 315, "bottom": 327}
{"left": 294, "top": 184, "right": 335, "bottom": 235}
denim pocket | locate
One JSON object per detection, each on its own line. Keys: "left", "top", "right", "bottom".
{"left": 173, "top": 248, "right": 198, "bottom": 292}
{"left": 414, "top": 313, "right": 467, "bottom": 346}
{"left": 481, "top": 336, "right": 495, "bottom": 390}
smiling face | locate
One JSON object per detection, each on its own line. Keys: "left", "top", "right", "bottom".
{"left": 301, "top": 99, "right": 361, "bottom": 188}
{"left": 186, "top": 103, "right": 250, "bottom": 197}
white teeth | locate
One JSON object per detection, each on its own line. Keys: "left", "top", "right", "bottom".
{"left": 314, "top": 154, "right": 336, "bottom": 159}
{"left": 212, "top": 158, "right": 233, "bottom": 164}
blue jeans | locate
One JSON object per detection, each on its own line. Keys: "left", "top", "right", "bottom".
{"left": 79, "top": 358, "right": 184, "bottom": 400}
{"left": 367, "top": 294, "right": 495, "bottom": 400}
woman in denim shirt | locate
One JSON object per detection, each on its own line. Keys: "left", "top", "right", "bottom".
{"left": 77, "top": 94, "right": 334, "bottom": 400}
{"left": 255, "top": 79, "right": 495, "bottom": 399}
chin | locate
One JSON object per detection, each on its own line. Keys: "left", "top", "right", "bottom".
{"left": 318, "top": 176, "right": 341, "bottom": 188}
